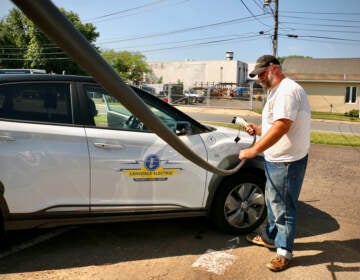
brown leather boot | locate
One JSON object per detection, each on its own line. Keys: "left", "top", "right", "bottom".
{"left": 246, "top": 232, "right": 276, "bottom": 249}
{"left": 266, "top": 255, "right": 290, "bottom": 271}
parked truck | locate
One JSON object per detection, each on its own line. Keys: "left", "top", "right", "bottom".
{"left": 161, "top": 83, "right": 188, "bottom": 104}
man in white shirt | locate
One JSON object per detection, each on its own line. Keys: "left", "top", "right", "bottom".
{"left": 239, "top": 55, "right": 311, "bottom": 271}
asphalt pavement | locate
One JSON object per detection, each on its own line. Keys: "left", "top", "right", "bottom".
{"left": 0, "top": 144, "right": 358, "bottom": 280}
{"left": 0, "top": 100, "right": 358, "bottom": 279}
{"left": 175, "top": 104, "right": 360, "bottom": 135}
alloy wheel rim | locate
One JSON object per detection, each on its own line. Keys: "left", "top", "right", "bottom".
{"left": 224, "top": 183, "right": 265, "bottom": 229}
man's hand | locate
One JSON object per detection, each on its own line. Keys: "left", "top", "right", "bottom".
{"left": 245, "top": 123, "right": 257, "bottom": 136}
{"left": 239, "top": 147, "right": 258, "bottom": 160}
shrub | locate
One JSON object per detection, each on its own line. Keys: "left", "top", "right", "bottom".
{"left": 344, "top": 109, "right": 359, "bottom": 118}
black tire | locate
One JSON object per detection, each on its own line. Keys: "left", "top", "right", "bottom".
{"left": 0, "top": 214, "right": 5, "bottom": 249}
{"left": 211, "top": 172, "right": 266, "bottom": 234}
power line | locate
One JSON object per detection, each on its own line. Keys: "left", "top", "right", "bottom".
{"left": 280, "top": 27, "right": 360, "bottom": 34}
{"left": 251, "top": 0, "right": 265, "bottom": 10}
{"left": 280, "top": 36, "right": 360, "bottom": 47}
{"left": 139, "top": 34, "right": 263, "bottom": 53}
{"left": 0, "top": 57, "right": 71, "bottom": 61}
{"left": 112, "top": 33, "right": 256, "bottom": 49}
{"left": 2, "top": 3, "right": 359, "bottom": 59}
{"left": 0, "top": 51, "right": 67, "bottom": 56}
{"left": 280, "top": 21, "right": 360, "bottom": 29}
{"left": 281, "top": 15, "right": 360, "bottom": 24}
{"left": 85, "top": 0, "right": 191, "bottom": 23}
{"left": 239, "top": 0, "right": 272, "bottom": 28}
{"left": 282, "top": 10, "right": 360, "bottom": 16}
{"left": 283, "top": 34, "right": 360, "bottom": 43}
{"left": 0, "top": 45, "right": 61, "bottom": 50}
{"left": 84, "top": 0, "right": 169, "bottom": 21}
{"left": 98, "top": 14, "right": 271, "bottom": 44}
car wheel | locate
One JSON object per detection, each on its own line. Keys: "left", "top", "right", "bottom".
{"left": 0, "top": 214, "right": 5, "bottom": 248}
{"left": 211, "top": 172, "right": 266, "bottom": 234}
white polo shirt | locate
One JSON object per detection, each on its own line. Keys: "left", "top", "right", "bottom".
{"left": 262, "top": 77, "right": 311, "bottom": 162}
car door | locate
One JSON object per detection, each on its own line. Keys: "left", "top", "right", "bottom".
{"left": 0, "top": 81, "right": 90, "bottom": 214}
{"left": 83, "top": 84, "right": 208, "bottom": 212}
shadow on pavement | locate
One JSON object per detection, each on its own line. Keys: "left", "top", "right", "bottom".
{"left": 0, "top": 201, "right": 350, "bottom": 274}
{"left": 293, "top": 239, "right": 360, "bottom": 276}
{"left": 293, "top": 201, "right": 359, "bottom": 275}
{"left": 296, "top": 200, "right": 340, "bottom": 238}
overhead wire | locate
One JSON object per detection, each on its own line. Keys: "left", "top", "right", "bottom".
{"left": 251, "top": 0, "right": 265, "bottom": 11}
{"left": 282, "top": 10, "right": 360, "bottom": 16}
{"left": 84, "top": 0, "right": 170, "bottom": 21}
{"left": 139, "top": 35, "right": 263, "bottom": 53}
{"left": 279, "top": 36, "right": 360, "bottom": 47}
{"left": 279, "top": 27, "right": 360, "bottom": 34}
{"left": 98, "top": 14, "right": 272, "bottom": 44}
{"left": 85, "top": 0, "right": 191, "bottom": 24}
{"left": 239, "top": 0, "right": 272, "bottom": 28}
{"left": 107, "top": 34, "right": 254, "bottom": 49}
{"left": 281, "top": 15, "right": 360, "bottom": 24}
{"left": 280, "top": 21, "right": 360, "bottom": 29}
{"left": 278, "top": 34, "right": 360, "bottom": 43}
{"left": 1, "top": 4, "right": 360, "bottom": 58}
{"left": 0, "top": 57, "right": 71, "bottom": 61}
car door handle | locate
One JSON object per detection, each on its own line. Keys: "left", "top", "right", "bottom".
{"left": 0, "top": 136, "right": 16, "bottom": 142}
{"left": 93, "top": 142, "right": 125, "bottom": 150}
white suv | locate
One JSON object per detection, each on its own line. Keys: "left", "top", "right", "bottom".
{"left": 0, "top": 74, "right": 266, "bottom": 239}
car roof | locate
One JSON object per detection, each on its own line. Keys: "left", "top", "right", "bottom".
{"left": 0, "top": 74, "right": 143, "bottom": 96}
{"left": 0, "top": 74, "right": 95, "bottom": 83}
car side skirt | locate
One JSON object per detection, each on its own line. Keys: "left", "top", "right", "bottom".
{"left": 4, "top": 207, "right": 207, "bottom": 230}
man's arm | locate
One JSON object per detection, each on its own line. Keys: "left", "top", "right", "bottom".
{"left": 239, "top": 118, "right": 292, "bottom": 160}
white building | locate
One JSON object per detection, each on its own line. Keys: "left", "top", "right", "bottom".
{"left": 147, "top": 52, "right": 249, "bottom": 89}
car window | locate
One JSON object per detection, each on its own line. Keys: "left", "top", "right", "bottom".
{"left": 84, "top": 84, "right": 177, "bottom": 132}
{"left": 0, "top": 82, "right": 72, "bottom": 124}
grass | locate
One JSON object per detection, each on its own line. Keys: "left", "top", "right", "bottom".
{"left": 203, "top": 121, "right": 360, "bottom": 147}
{"left": 93, "top": 112, "right": 360, "bottom": 147}
{"left": 310, "top": 131, "right": 360, "bottom": 146}
{"left": 311, "top": 111, "right": 360, "bottom": 122}
{"left": 94, "top": 114, "right": 108, "bottom": 126}
{"left": 253, "top": 109, "right": 360, "bottom": 122}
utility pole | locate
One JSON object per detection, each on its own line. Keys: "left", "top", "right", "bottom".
{"left": 264, "top": 0, "right": 279, "bottom": 56}
{"left": 272, "top": 0, "right": 279, "bottom": 57}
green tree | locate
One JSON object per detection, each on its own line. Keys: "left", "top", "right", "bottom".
{"left": 157, "top": 76, "right": 163, "bottom": 83}
{"left": 0, "top": 7, "right": 99, "bottom": 74}
{"left": 102, "top": 50, "right": 152, "bottom": 84}
{"left": 0, "top": 9, "right": 29, "bottom": 69}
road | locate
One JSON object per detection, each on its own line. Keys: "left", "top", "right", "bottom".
{"left": 175, "top": 105, "right": 360, "bottom": 135}
{"left": 95, "top": 100, "right": 360, "bottom": 134}
{"left": 0, "top": 144, "right": 359, "bottom": 280}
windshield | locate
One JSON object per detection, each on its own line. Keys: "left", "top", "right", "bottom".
{"left": 83, "top": 84, "right": 208, "bottom": 134}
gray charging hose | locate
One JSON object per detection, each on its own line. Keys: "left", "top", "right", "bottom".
{"left": 12, "top": 0, "right": 254, "bottom": 176}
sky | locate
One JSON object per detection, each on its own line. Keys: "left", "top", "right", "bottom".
{"left": 1, "top": 0, "right": 360, "bottom": 63}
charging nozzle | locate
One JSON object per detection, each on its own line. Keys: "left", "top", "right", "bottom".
{"left": 232, "top": 116, "right": 249, "bottom": 128}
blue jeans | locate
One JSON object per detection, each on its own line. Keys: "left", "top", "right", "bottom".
{"left": 264, "top": 155, "right": 308, "bottom": 255}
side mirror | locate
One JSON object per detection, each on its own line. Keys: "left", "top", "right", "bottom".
{"left": 176, "top": 121, "right": 191, "bottom": 136}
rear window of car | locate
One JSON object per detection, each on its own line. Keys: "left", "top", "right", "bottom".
{"left": 0, "top": 82, "right": 72, "bottom": 124}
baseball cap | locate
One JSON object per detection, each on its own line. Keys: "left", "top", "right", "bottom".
{"left": 249, "top": 55, "right": 280, "bottom": 78}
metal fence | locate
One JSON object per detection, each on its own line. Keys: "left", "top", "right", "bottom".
{"left": 168, "top": 86, "right": 266, "bottom": 111}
